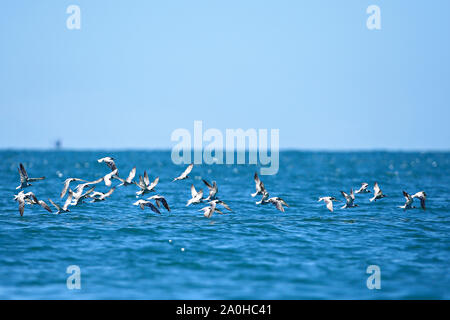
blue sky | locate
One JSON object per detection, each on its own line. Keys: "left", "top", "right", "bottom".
{"left": 0, "top": 1, "right": 449, "bottom": 150}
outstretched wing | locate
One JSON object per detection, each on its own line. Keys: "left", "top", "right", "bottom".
{"left": 127, "top": 167, "right": 136, "bottom": 183}
{"left": 145, "top": 202, "right": 161, "bottom": 214}
{"left": 182, "top": 163, "right": 194, "bottom": 177}
{"left": 39, "top": 200, "right": 52, "bottom": 213}
{"left": 160, "top": 198, "right": 170, "bottom": 212}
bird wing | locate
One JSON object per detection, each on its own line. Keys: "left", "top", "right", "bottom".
{"left": 19, "top": 163, "right": 29, "bottom": 180}
{"left": 104, "top": 169, "right": 118, "bottom": 186}
{"left": 63, "top": 192, "right": 73, "bottom": 210}
{"left": 325, "top": 199, "right": 334, "bottom": 212}
{"left": 350, "top": 189, "right": 355, "bottom": 200}
{"left": 182, "top": 163, "right": 194, "bottom": 177}
{"left": 143, "top": 171, "right": 150, "bottom": 186}
{"left": 271, "top": 199, "right": 284, "bottom": 212}
{"left": 374, "top": 182, "right": 381, "bottom": 195}
{"left": 148, "top": 177, "right": 159, "bottom": 190}
{"left": 48, "top": 199, "right": 61, "bottom": 211}
{"left": 190, "top": 184, "right": 197, "bottom": 198}
{"left": 420, "top": 198, "right": 426, "bottom": 210}
{"left": 160, "top": 198, "right": 170, "bottom": 212}
{"left": 127, "top": 167, "right": 136, "bottom": 183}
{"left": 18, "top": 199, "right": 25, "bottom": 216}
{"left": 219, "top": 201, "right": 232, "bottom": 211}
{"left": 104, "top": 187, "right": 115, "bottom": 198}
{"left": 39, "top": 200, "right": 52, "bottom": 213}
{"left": 60, "top": 180, "right": 71, "bottom": 198}
{"left": 341, "top": 191, "right": 350, "bottom": 202}
{"left": 28, "top": 177, "right": 45, "bottom": 182}
{"left": 146, "top": 202, "right": 161, "bottom": 214}
{"left": 202, "top": 179, "right": 212, "bottom": 189}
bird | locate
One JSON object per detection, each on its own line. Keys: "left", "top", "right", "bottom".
{"left": 135, "top": 171, "right": 159, "bottom": 196}
{"left": 355, "top": 183, "right": 371, "bottom": 194}
{"left": 202, "top": 179, "right": 218, "bottom": 200}
{"left": 341, "top": 189, "right": 358, "bottom": 209}
{"left": 199, "top": 201, "right": 224, "bottom": 218}
{"left": 114, "top": 167, "right": 136, "bottom": 187}
{"left": 16, "top": 163, "right": 45, "bottom": 189}
{"left": 318, "top": 197, "right": 339, "bottom": 212}
{"left": 90, "top": 188, "right": 115, "bottom": 202}
{"left": 147, "top": 195, "right": 170, "bottom": 212}
{"left": 60, "top": 178, "right": 86, "bottom": 198}
{"left": 97, "top": 157, "right": 117, "bottom": 172}
{"left": 399, "top": 191, "right": 415, "bottom": 210}
{"left": 251, "top": 173, "right": 266, "bottom": 197}
{"left": 208, "top": 199, "right": 232, "bottom": 212}
{"left": 256, "top": 192, "right": 289, "bottom": 212}
{"left": 412, "top": 191, "right": 427, "bottom": 210}
{"left": 48, "top": 192, "right": 73, "bottom": 214}
{"left": 186, "top": 184, "right": 203, "bottom": 206}
{"left": 133, "top": 200, "right": 161, "bottom": 214}
{"left": 70, "top": 186, "right": 95, "bottom": 206}
{"left": 103, "top": 169, "right": 118, "bottom": 187}
{"left": 172, "top": 163, "right": 194, "bottom": 182}
{"left": 13, "top": 191, "right": 48, "bottom": 216}
{"left": 370, "top": 182, "right": 387, "bottom": 202}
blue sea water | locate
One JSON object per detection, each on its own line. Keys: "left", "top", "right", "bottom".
{"left": 0, "top": 150, "right": 448, "bottom": 299}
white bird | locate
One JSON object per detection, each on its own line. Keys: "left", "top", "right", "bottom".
{"left": 48, "top": 192, "right": 73, "bottom": 214}
{"left": 208, "top": 199, "right": 232, "bottom": 212}
{"left": 71, "top": 186, "right": 95, "bottom": 206}
{"left": 341, "top": 189, "right": 358, "bottom": 209}
{"left": 256, "top": 192, "right": 289, "bottom": 212}
{"left": 186, "top": 184, "right": 203, "bottom": 206}
{"left": 103, "top": 169, "right": 118, "bottom": 187}
{"left": 60, "top": 178, "right": 86, "bottom": 198}
{"left": 16, "top": 163, "right": 45, "bottom": 189}
{"left": 172, "top": 163, "right": 194, "bottom": 182}
{"left": 90, "top": 188, "right": 115, "bottom": 202}
{"left": 135, "top": 171, "right": 159, "bottom": 196}
{"left": 251, "top": 172, "right": 266, "bottom": 197}
{"left": 14, "top": 191, "right": 51, "bottom": 216}
{"left": 147, "top": 195, "right": 170, "bottom": 212}
{"left": 399, "top": 191, "right": 415, "bottom": 210}
{"left": 97, "top": 157, "right": 117, "bottom": 172}
{"left": 412, "top": 191, "right": 427, "bottom": 210}
{"left": 199, "top": 201, "right": 224, "bottom": 218}
{"left": 355, "top": 183, "right": 371, "bottom": 194}
{"left": 256, "top": 191, "right": 269, "bottom": 205}
{"left": 114, "top": 167, "right": 136, "bottom": 186}
{"left": 202, "top": 179, "right": 218, "bottom": 200}
{"left": 318, "top": 196, "right": 339, "bottom": 212}
{"left": 133, "top": 199, "right": 161, "bottom": 214}
{"left": 370, "top": 182, "right": 387, "bottom": 202}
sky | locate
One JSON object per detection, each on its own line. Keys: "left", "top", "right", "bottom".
{"left": 0, "top": 0, "right": 449, "bottom": 150}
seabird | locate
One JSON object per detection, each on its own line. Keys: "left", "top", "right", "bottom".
{"left": 114, "top": 167, "right": 136, "bottom": 186}
{"left": 208, "top": 199, "right": 232, "bottom": 212}
{"left": 341, "top": 189, "right": 358, "bottom": 209}
{"left": 48, "top": 192, "right": 73, "bottom": 214}
{"left": 133, "top": 200, "right": 161, "bottom": 214}
{"left": 97, "top": 157, "right": 117, "bottom": 172}
{"left": 147, "top": 195, "right": 170, "bottom": 212}
{"left": 256, "top": 192, "right": 289, "bottom": 212}
{"left": 412, "top": 191, "right": 427, "bottom": 210}
{"left": 318, "top": 197, "right": 339, "bottom": 212}
{"left": 14, "top": 191, "right": 50, "bottom": 216}
{"left": 135, "top": 171, "right": 159, "bottom": 196}
{"left": 16, "top": 163, "right": 45, "bottom": 189}
{"left": 199, "top": 201, "right": 224, "bottom": 218}
{"left": 370, "top": 182, "right": 387, "bottom": 202}
{"left": 399, "top": 191, "right": 415, "bottom": 210}
{"left": 355, "top": 183, "right": 371, "bottom": 194}
{"left": 60, "top": 178, "right": 86, "bottom": 198}
{"left": 251, "top": 173, "right": 266, "bottom": 197}
{"left": 186, "top": 184, "right": 203, "bottom": 206}
{"left": 90, "top": 188, "right": 115, "bottom": 202}
{"left": 172, "top": 163, "right": 194, "bottom": 182}
{"left": 70, "top": 186, "right": 95, "bottom": 206}
{"left": 202, "top": 179, "right": 218, "bottom": 200}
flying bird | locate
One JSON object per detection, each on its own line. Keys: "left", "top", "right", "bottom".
{"left": 16, "top": 163, "right": 45, "bottom": 189}
{"left": 370, "top": 182, "right": 387, "bottom": 202}
{"left": 355, "top": 183, "right": 371, "bottom": 194}
{"left": 90, "top": 188, "right": 115, "bottom": 202}
{"left": 341, "top": 189, "right": 358, "bottom": 209}
{"left": 70, "top": 186, "right": 95, "bottom": 206}
{"left": 208, "top": 199, "right": 232, "bottom": 212}
{"left": 133, "top": 200, "right": 161, "bottom": 214}
{"left": 114, "top": 167, "right": 136, "bottom": 186}
{"left": 14, "top": 191, "right": 50, "bottom": 216}
{"left": 412, "top": 191, "right": 427, "bottom": 210}
{"left": 60, "top": 178, "right": 86, "bottom": 198}
{"left": 97, "top": 157, "right": 117, "bottom": 172}
{"left": 147, "top": 195, "right": 170, "bottom": 212}
{"left": 399, "top": 191, "right": 415, "bottom": 210}
{"left": 186, "top": 185, "right": 203, "bottom": 206}
{"left": 318, "top": 196, "right": 339, "bottom": 212}
{"left": 135, "top": 171, "right": 159, "bottom": 196}
{"left": 256, "top": 192, "right": 288, "bottom": 212}
{"left": 251, "top": 173, "right": 266, "bottom": 197}
{"left": 172, "top": 163, "right": 194, "bottom": 182}
{"left": 202, "top": 179, "right": 218, "bottom": 200}
{"left": 199, "top": 201, "right": 224, "bottom": 218}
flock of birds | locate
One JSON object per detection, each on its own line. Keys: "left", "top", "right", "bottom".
{"left": 12, "top": 156, "right": 428, "bottom": 217}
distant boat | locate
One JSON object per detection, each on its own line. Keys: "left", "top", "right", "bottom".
{"left": 54, "top": 139, "right": 62, "bottom": 150}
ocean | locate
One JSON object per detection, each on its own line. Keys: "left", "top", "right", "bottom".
{"left": 0, "top": 150, "right": 448, "bottom": 299}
